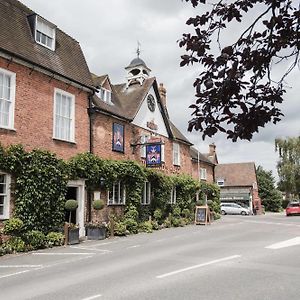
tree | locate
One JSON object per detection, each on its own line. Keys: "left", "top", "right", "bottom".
{"left": 256, "top": 165, "right": 282, "bottom": 212}
{"left": 275, "top": 136, "right": 300, "bottom": 199}
{"left": 180, "top": 0, "right": 299, "bottom": 141}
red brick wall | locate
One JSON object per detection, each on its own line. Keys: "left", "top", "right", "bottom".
{"left": 0, "top": 57, "right": 90, "bottom": 160}
{"left": 191, "top": 161, "right": 215, "bottom": 183}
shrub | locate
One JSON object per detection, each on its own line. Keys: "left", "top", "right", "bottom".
{"left": 23, "top": 230, "right": 46, "bottom": 250}
{"left": 65, "top": 199, "right": 78, "bottom": 211}
{"left": 153, "top": 208, "right": 162, "bottom": 221}
{"left": 114, "top": 221, "right": 127, "bottom": 236}
{"left": 151, "top": 220, "right": 159, "bottom": 230}
{"left": 139, "top": 221, "right": 153, "bottom": 233}
{"left": 46, "top": 232, "right": 65, "bottom": 247}
{"left": 173, "top": 206, "right": 181, "bottom": 218}
{"left": 3, "top": 218, "right": 24, "bottom": 236}
{"left": 125, "top": 204, "right": 139, "bottom": 221}
{"left": 0, "top": 246, "right": 6, "bottom": 256}
{"left": 164, "top": 216, "right": 172, "bottom": 228}
{"left": 124, "top": 218, "right": 138, "bottom": 234}
{"left": 171, "top": 217, "right": 181, "bottom": 227}
{"left": 3, "top": 237, "right": 26, "bottom": 253}
{"left": 182, "top": 208, "right": 191, "bottom": 219}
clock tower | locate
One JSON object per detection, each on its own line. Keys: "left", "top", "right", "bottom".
{"left": 125, "top": 48, "right": 151, "bottom": 87}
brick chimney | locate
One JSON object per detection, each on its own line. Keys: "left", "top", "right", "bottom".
{"left": 158, "top": 83, "right": 167, "bottom": 108}
{"left": 209, "top": 143, "right": 216, "bottom": 155}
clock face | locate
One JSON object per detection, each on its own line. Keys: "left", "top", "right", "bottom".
{"left": 147, "top": 94, "right": 155, "bottom": 112}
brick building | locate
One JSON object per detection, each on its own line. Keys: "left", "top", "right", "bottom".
{"left": 0, "top": 0, "right": 217, "bottom": 236}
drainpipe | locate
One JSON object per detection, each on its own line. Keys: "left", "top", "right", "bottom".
{"left": 87, "top": 93, "right": 96, "bottom": 222}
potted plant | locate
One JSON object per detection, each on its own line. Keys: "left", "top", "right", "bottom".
{"left": 65, "top": 199, "right": 79, "bottom": 245}
{"left": 86, "top": 199, "right": 106, "bottom": 240}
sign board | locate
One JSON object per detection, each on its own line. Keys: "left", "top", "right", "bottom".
{"left": 195, "top": 205, "right": 210, "bottom": 225}
{"left": 146, "top": 144, "right": 161, "bottom": 167}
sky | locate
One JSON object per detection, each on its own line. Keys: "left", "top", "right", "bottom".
{"left": 21, "top": 0, "right": 300, "bottom": 181}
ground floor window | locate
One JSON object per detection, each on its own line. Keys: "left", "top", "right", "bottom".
{"left": 108, "top": 182, "right": 126, "bottom": 205}
{"left": 0, "top": 172, "right": 10, "bottom": 219}
{"left": 141, "top": 181, "right": 151, "bottom": 205}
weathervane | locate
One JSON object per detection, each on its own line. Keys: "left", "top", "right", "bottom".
{"left": 136, "top": 41, "right": 141, "bottom": 58}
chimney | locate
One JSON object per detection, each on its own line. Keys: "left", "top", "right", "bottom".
{"left": 159, "top": 83, "right": 167, "bottom": 108}
{"left": 209, "top": 143, "right": 216, "bottom": 155}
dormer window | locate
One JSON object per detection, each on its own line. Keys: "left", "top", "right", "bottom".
{"left": 35, "top": 16, "right": 56, "bottom": 50}
{"left": 96, "top": 87, "right": 112, "bottom": 104}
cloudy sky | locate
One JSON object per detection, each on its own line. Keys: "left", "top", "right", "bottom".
{"left": 21, "top": 0, "right": 300, "bottom": 181}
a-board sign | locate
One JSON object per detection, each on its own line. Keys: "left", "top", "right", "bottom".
{"left": 195, "top": 205, "right": 210, "bottom": 225}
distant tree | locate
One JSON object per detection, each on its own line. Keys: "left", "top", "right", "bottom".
{"left": 180, "top": 0, "right": 299, "bottom": 141}
{"left": 275, "top": 137, "right": 300, "bottom": 199}
{"left": 256, "top": 165, "right": 282, "bottom": 212}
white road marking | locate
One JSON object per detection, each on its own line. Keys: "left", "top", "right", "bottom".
{"left": 71, "top": 246, "right": 111, "bottom": 253}
{"left": 127, "top": 245, "right": 141, "bottom": 249}
{"left": 245, "top": 220, "right": 300, "bottom": 227}
{"left": 156, "top": 255, "right": 241, "bottom": 279}
{"left": 0, "top": 270, "right": 32, "bottom": 279}
{"left": 265, "top": 237, "right": 300, "bottom": 249}
{"left": 0, "top": 265, "right": 43, "bottom": 268}
{"left": 82, "top": 294, "right": 102, "bottom": 300}
{"left": 31, "top": 252, "right": 95, "bottom": 255}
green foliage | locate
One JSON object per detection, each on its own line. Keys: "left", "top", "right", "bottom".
{"left": 172, "top": 206, "right": 181, "bottom": 218}
{"left": 23, "top": 230, "right": 46, "bottom": 250}
{"left": 114, "top": 221, "right": 127, "bottom": 236}
{"left": 153, "top": 208, "right": 163, "bottom": 224}
{"left": 93, "top": 199, "right": 105, "bottom": 211}
{"left": 125, "top": 204, "right": 139, "bottom": 221}
{"left": 182, "top": 208, "right": 191, "bottom": 219}
{"left": 46, "top": 232, "right": 65, "bottom": 247}
{"left": 3, "top": 237, "right": 26, "bottom": 253}
{"left": 3, "top": 218, "right": 24, "bottom": 236}
{"left": 257, "top": 165, "right": 282, "bottom": 212}
{"left": 65, "top": 199, "right": 78, "bottom": 211}
{"left": 139, "top": 221, "right": 153, "bottom": 233}
{"left": 124, "top": 218, "right": 138, "bottom": 234}
{"left": 275, "top": 137, "right": 300, "bottom": 199}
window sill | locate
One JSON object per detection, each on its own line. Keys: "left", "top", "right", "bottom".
{"left": 0, "top": 127, "right": 16, "bottom": 133}
{"left": 107, "top": 203, "right": 125, "bottom": 206}
{"left": 53, "top": 138, "right": 76, "bottom": 145}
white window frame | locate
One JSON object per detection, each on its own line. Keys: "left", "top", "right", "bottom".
{"left": 35, "top": 16, "right": 56, "bottom": 51}
{"left": 96, "top": 87, "right": 112, "bottom": 104}
{"left": 0, "top": 172, "right": 11, "bottom": 220}
{"left": 53, "top": 88, "right": 75, "bottom": 143}
{"left": 107, "top": 182, "right": 126, "bottom": 205}
{"left": 140, "top": 135, "right": 149, "bottom": 158}
{"left": 141, "top": 181, "right": 151, "bottom": 205}
{"left": 169, "top": 187, "right": 177, "bottom": 204}
{"left": 0, "top": 68, "right": 16, "bottom": 130}
{"left": 173, "top": 142, "right": 180, "bottom": 166}
{"left": 200, "top": 168, "right": 207, "bottom": 180}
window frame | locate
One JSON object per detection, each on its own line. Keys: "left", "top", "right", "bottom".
{"left": 107, "top": 181, "right": 126, "bottom": 205}
{"left": 217, "top": 179, "right": 225, "bottom": 186}
{"left": 35, "top": 15, "right": 56, "bottom": 51}
{"left": 0, "top": 172, "right": 11, "bottom": 220}
{"left": 173, "top": 142, "right": 180, "bottom": 166}
{"left": 141, "top": 181, "right": 151, "bottom": 205}
{"left": 53, "top": 88, "right": 75, "bottom": 143}
{"left": 0, "top": 67, "right": 16, "bottom": 130}
{"left": 200, "top": 168, "right": 207, "bottom": 180}
{"left": 169, "top": 187, "right": 177, "bottom": 204}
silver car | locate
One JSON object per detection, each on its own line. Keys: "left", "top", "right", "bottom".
{"left": 221, "top": 203, "right": 250, "bottom": 215}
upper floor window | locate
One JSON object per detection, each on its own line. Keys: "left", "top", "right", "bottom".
{"left": 96, "top": 87, "right": 112, "bottom": 104}
{"left": 35, "top": 16, "right": 56, "bottom": 50}
{"left": 0, "top": 68, "right": 15, "bottom": 130}
{"left": 0, "top": 172, "right": 11, "bottom": 219}
{"left": 141, "top": 181, "right": 151, "bottom": 205}
{"left": 173, "top": 142, "right": 180, "bottom": 166}
{"left": 53, "top": 89, "right": 75, "bottom": 143}
{"left": 107, "top": 182, "right": 126, "bottom": 205}
{"left": 200, "top": 168, "right": 207, "bottom": 180}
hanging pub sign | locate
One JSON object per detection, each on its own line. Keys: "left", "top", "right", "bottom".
{"left": 146, "top": 144, "right": 161, "bottom": 167}
{"left": 112, "top": 123, "right": 124, "bottom": 153}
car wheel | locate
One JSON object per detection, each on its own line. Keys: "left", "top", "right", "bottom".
{"left": 241, "top": 211, "right": 247, "bottom": 215}
{"left": 221, "top": 210, "right": 226, "bottom": 215}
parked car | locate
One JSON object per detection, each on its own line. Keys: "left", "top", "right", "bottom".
{"left": 286, "top": 201, "right": 300, "bottom": 216}
{"left": 221, "top": 203, "right": 250, "bottom": 215}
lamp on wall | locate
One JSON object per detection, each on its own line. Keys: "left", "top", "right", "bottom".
{"left": 100, "top": 177, "right": 105, "bottom": 188}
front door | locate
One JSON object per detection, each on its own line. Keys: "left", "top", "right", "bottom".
{"left": 66, "top": 180, "right": 86, "bottom": 238}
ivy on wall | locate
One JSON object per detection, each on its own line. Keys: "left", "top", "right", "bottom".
{"left": 0, "top": 144, "right": 220, "bottom": 233}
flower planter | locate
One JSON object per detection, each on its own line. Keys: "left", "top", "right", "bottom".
{"left": 86, "top": 227, "right": 106, "bottom": 240}
{"left": 68, "top": 227, "right": 80, "bottom": 245}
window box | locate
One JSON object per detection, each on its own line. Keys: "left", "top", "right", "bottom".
{"left": 86, "top": 226, "right": 106, "bottom": 240}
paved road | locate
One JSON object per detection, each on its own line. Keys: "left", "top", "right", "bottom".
{"left": 1, "top": 213, "right": 300, "bottom": 300}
